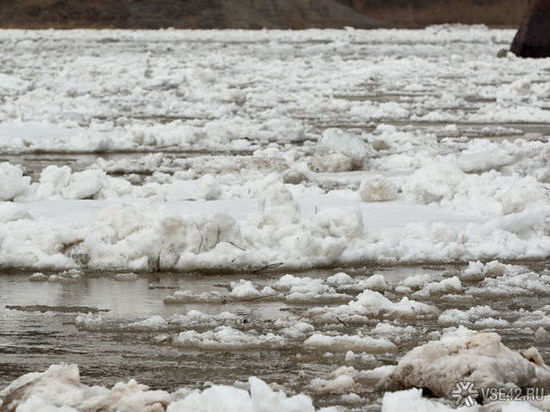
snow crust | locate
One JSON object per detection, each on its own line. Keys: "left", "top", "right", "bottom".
{"left": 0, "top": 26, "right": 549, "bottom": 271}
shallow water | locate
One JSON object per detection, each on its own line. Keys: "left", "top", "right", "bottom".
{"left": 1, "top": 262, "right": 549, "bottom": 409}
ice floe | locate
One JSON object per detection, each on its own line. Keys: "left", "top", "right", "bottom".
{"left": 0, "top": 364, "right": 334, "bottom": 412}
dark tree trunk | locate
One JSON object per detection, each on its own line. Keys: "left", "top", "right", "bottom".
{"left": 511, "top": 0, "right": 550, "bottom": 57}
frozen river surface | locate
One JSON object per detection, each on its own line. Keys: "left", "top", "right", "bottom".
{"left": 0, "top": 27, "right": 549, "bottom": 410}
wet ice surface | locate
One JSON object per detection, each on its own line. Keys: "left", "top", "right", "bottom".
{"left": 0, "top": 26, "right": 550, "bottom": 410}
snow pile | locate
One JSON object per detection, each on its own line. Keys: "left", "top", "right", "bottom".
{"left": 304, "top": 333, "right": 396, "bottom": 353}
{"left": 230, "top": 280, "right": 276, "bottom": 300}
{"left": 381, "top": 388, "right": 476, "bottom": 412}
{"left": 468, "top": 269, "right": 550, "bottom": 298}
{"left": 309, "top": 128, "right": 371, "bottom": 172}
{"left": 168, "top": 377, "right": 335, "bottom": 412}
{"left": 403, "top": 160, "right": 550, "bottom": 216}
{"left": 273, "top": 274, "right": 350, "bottom": 303}
{"left": 0, "top": 203, "right": 30, "bottom": 223}
{"left": 0, "top": 364, "right": 170, "bottom": 412}
{"left": 370, "top": 323, "right": 420, "bottom": 345}
{"left": 411, "top": 276, "right": 462, "bottom": 298}
{"left": 438, "top": 306, "right": 507, "bottom": 328}
{"left": 75, "top": 313, "right": 106, "bottom": 330}
{"left": 0, "top": 163, "right": 30, "bottom": 201}
{"left": 75, "top": 311, "right": 250, "bottom": 332}
{"left": 0, "top": 193, "right": 548, "bottom": 271}
{"left": 379, "top": 327, "right": 550, "bottom": 400}
{"left": 0, "top": 364, "right": 334, "bottom": 412}
{"left": 167, "top": 275, "right": 353, "bottom": 305}
{"left": 308, "top": 290, "right": 439, "bottom": 323}
{"left": 32, "top": 166, "right": 131, "bottom": 200}
{"left": 29, "top": 269, "right": 84, "bottom": 283}
{"left": 359, "top": 176, "right": 399, "bottom": 202}
{"left": 460, "top": 260, "right": 525, "bottom": 281}
{"left": 310, "top": 367, "right": 358, "bottom": 394}
{"left": 173, "top": 326, "right": 285, "bottom": 350}
{"left": 128, "top": 315, "right": 170, "bottom": 331}
{"left": 29, "top": 165, "right": 225, "bottom": 201}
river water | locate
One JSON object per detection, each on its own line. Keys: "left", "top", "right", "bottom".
{"left": 1, "top": 262, "right": 549, "bottom": 409}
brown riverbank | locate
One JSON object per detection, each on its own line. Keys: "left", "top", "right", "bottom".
{"left": 0, "top": 0, "right": 528, "bottom": 29}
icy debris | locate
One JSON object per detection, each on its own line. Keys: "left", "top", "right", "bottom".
{"left": 278, "top": 321, "right": 315, "bottom": 340}
{"left": 32, "top": 165, "right": 131, "bottom": 200}
{"left": 230, "top": 280, "right": 262, "bottom": 299}
{"left": 460, "top": 260, "right": 524, "bottom": 282}
{"left": 29, "top": 272, "right": 47, "bottom": 282}
{"left": 166, "top": 275, "right": 351, "bottom": 305}
{"left": 273, "top": 274, "right": 350, "bottom": 303}
{"left": 0, "top": 364, "right": 170, "bottom": 412}
{"left": 511, "top": 311, "right": 550, "bottom": 330}
{"left": 402, "top": 161, "right": 464, "bottom": 204}
{"left": 310, "top": 371, "right": 357, "bottom": 394}
{"left": 381, "top": 388, "right": 473, "bottom": 412}
{"left": 0, "top": 163, "right": 30, "bottom": 201}
{"left": 164, "top": 290, "right": 226, "bottom": 304}
{"left": 344, "top": 351, "right": 376, "bottom": 364}
{"left": 28, "top": 164, "right": 231, "bottom": 201}
{"left": 350, "top": 101, "right": 410, "bottom": 121}
{"left": 170, "top": 311, "right": 242, "bottom": 329}
{"left": 403, "top": 160, "right": 550, "bottom": 216}
{"left": 304, "top": 333, "right": 396, "bottom": 353}
{"left": 438, "top": 306, "right": 502, "bottom": 327}
{"left": 96, "top": 153, "right": 164, "bottom": 175}
{"left": 370, "top": 323, "right": 419, "bottom": 345}
{"left": 379, "top": 327, "right": 550, "bottom": 401}
{"left": 326, "top": 272, "right": 353, "bottom": 286}
{"left": 75, "top": 313, "right": 106, "bottom": 330}
{"left": 31, "top": 269, "right": 85, "bottom": 283}
{"left": 229, "top": 280, "right": 276, "bottom": 301}
{"left": 168, "top": 376, "right": 333, "bottom": 412}
{"left": 282, "top": 169, "right": 308, "bottom": 185}
{"left": 411, "top": 276, "right": 462, "bottom": 298}
{"left": 114, "top": 273, "right": 139, "bottom": 281}
{"left": 317, "top": 129, "right": 371, "bottom": 167}
{"left": 0, "top": 73, "right": 29, "bottom": 91}
{"left": 173, "top": 326, "right": 285, "bottom": 350}
{"left": 128, "top": 316, "right": 169, "bottom": 331}
{"left": 309, "top": 152, "right": 355, "bottom": 173}
{"left": 358, "top": 365, "right": 396, "bottom": 383}
{"left": 469, "top": 270, "right": 550, "bottom": 298}
{"left": 398, "top": 273, "right": 432, "bottom": 290}
{"left": 310, "top": 128, "right": 372, "bottom": 172}
{"left": 355, "top": 275, "right": 389, "bottom": 292}
{"left": 0, "top": 203, "right": 30, "bottom": 223}
{"left": 309, "top": 290, "right": 439, "bottom": 323}
{"left": 76, "top": 311, "right": 249, "bottom": 333}
{"left": 0, "top": 364, "right": 332, "bottom": 412}
{"left": 1, "top": 196, "right": 546, "bottom": 272}
{"left": 359, "top": 176, "right": 398, "bottom": 202}
{"left": 258, "top": 183, "right": 301, "bottom": 226}
{"left": 535, "top": 328, "right": 550, "bottom": 343}
{"left": 328, "top": 273, "right": 388, "bottom": 293}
